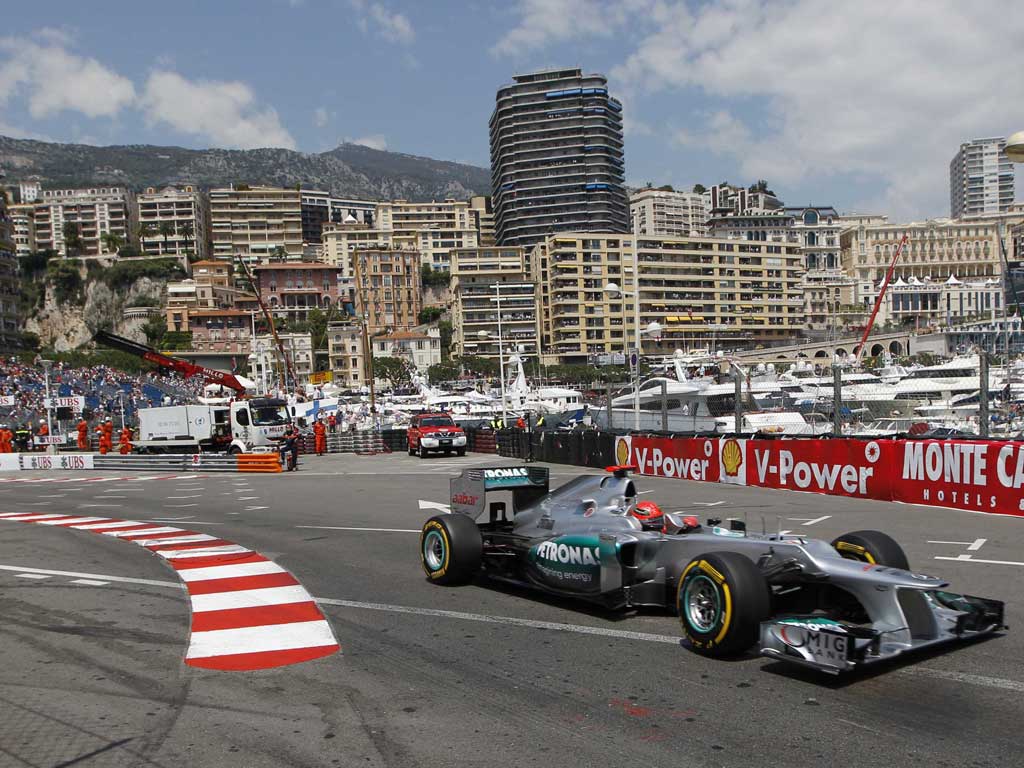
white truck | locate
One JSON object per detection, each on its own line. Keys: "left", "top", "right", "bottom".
{"left": 135, "top": 398, "right": 290, "bottom": 454}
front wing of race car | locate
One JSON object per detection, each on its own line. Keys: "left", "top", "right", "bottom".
{"left": 759, "top": 591, "right": 1005, "bottom": 674}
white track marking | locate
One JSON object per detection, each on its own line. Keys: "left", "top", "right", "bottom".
{"left": 0, "top": 564, "right": 183, "bottom": 588}
{"left": 36, "top": 494, "right": 66, "bottom": 498}
{"left": 788, "top": 515, "right": 832, "bottom": 526}
{"left": 15, "top": 573, "right": 51, "bottom": 580}
{"left": 186, "top": 620, "right": 336, "bottom": 660}
{"left": 692, "top": 501, "right": 725, "bottom": 507}
{"left": 296, "top": 525, "right": 419, "bottom": 533}
{"left": 935, "top": 554, "right": 1024, "bottom": 567}
{"left": 167, "top": 495, "right": 201, "bottom": 499}
{"left": 244, "top": 506, "right": 268, "bottom": 511}
{"left": 36, "top": 517, "right": 108, "bottom": 526}
{"left": 135, "top": 534, "right": 218, "bottom": 546}
{"left": 1, "top": 513, "right": 69, "bottom": 521}
{"left": 70, "top": 579, "right": 109, "bottom": 586}
{"left": 176, "top": 560, "right": 286, "bottom": 583}
{"left": 191, "top": 585, "right": 312, "bottom": 613}
{"left": 969, "top": 538, "right": 987, "bottom": 551}
{"left": 900, "top": 667, "right": 1024, "bottom": 693}
{"left": 71, "top": 520, "right": 136, "bottom": 530}
{"left": 237, "top": 496, "right": 259, "bottom": 501}
{"left": 156, "top": 545, "right": 251, "bottom": 559}
{"left": 21, "top": 502, "right": 52, "bottom": 506}
{"left": 79, "top": 504, "right": 123, "bottom": 508}
{"left": 164, "top": 504, "right": 198, "bottom": 508}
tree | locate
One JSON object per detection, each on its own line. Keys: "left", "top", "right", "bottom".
{"left": 62, "top": 222, "right": 82, "bottom": 257}
{"left": 692, "top": 183, "right": 707, "bottom": 194}
{"left": 418, "top": 306, "right": 444, "bottom": 324}
{"left": 158, "top": 221, "right": 176, "bottom": 254}
{"left": 748, "top": 179, "right": 776, "bottom": 196}
{"left": 142, "top": 315, "right": 167, "bottom": 347}
{"left": 420, "top": 264, "right": 449, "bottom": 288}
{"left": 373, "top": 356, "right": 414, "bottom": 388}
{"left": 137, "top": 222, "right": 155, "bottom": 252}
{"left": 100, "top": 232, "right": 123, "bottom": 255}
{"left": 270, "top": 246, "right": 288, "bottom": 262}
{"left": 306, "top": 307, "right": 329, "bottom": 350}
{"left": 456, "top": 355, "right": 498, "bottom": 378}
{"left": 438, "top": 319, "right": 453, "bottom": 360}
{"left": 427, "top": 360, "right": 461, "bottom": 384}
{"left": 179, "top": 221, "right": 195, "bottom": 259}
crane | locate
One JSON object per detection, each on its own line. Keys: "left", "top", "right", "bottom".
{"left": 92, "top": 330, "right": 249, "bottom": 394}
{"left": 855, "top": 234, "right": 908, "bottom": 364}
{"left": 234, "top": 257, "right": 297, "bottom": 391}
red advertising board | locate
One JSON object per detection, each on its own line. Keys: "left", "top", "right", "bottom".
{"left": 892, "top": 439, "right": 1024, "bottom": 517}
{"left": 744, "top": 439, "right": 896, "bottom": 502}
{"left": 616, "top": 435, "right": 719, "bottom": 482}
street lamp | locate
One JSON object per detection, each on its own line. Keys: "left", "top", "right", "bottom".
{"left": 603, "top": 282, "right": 662, "bottom": 430}
{"left": 39, "top": 359, "right": 54, "bottom": 453}
{"left": 477, "top": 329, "right": 508, "bottom": 424}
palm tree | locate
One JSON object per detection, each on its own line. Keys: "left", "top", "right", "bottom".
{"left": 137, "top": 222, "right": 155, "bottom": 254}
{"left": 157, "top": 221, "right": 176, "bottom": 255}
{"left": 270, "top": 245, "right": 288, "bottom": 263}
{"left": 100, "top": 232, "right": 123, "bottom": 255}
{"left": 179, "top": 221, "right": 194, "bottom": 255}
{"left": 62, "top": 222, "right": 82, "bottom": 257}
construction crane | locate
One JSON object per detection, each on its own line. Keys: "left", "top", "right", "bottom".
{"left": 855, "top": 233, "right": 908, "bottom": 364}
{"left": 235, "top": 257, "right": 297, "bottom": 390}
{"left": 93, "top": 330, "right": 249, "bottom": 394}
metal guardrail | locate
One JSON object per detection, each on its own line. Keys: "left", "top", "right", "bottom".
{"left": 15, "top": 452, "right": 282, "bottom": 473}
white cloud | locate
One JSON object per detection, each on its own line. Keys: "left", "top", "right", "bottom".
{"left": 349, "top": 0, "right": 415, "bottom": 44}
{"left": 492, "top": 0, "right": 652, "bottom": 57}
{"left": 140, "top": 70, "right": 296, "bottom": 150}
{"left": 313, "top": 107, "right": 329, "bottom": 128}
{"left": 612, "top": 0, "right": 1024, "bottom": 219}
{"left": 351, "top": 134, "right": 388, "bottom": 151}
{"left": 0, "top": 36, "right": 135, "bottom": 119}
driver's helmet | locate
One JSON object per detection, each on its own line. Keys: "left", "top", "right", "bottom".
{"left": 630, "top": 500, "right": 665, "bottom": 531}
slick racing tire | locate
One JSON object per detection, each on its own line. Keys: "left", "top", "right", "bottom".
{"left": 831, "top": 530, "right": 909, "bottom": 570}
{"left": 677, "top": 552, "right": 770, "bottom": 657}
{"left": 420, "top": 514, "right": 482, "bottom": 585}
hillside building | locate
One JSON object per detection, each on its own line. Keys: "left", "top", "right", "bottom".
{"left": 137, "top": 185, "right": 209, "bottom": 264}
{"left": 209, "top": 186, "right": 303, "bottom": 263}
{"left": 30, "top": 187, "right": 134, "bottom": 258}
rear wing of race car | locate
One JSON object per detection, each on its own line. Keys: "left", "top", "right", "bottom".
{"left": 450, "top": 466, "right": 550, "bottom": 519}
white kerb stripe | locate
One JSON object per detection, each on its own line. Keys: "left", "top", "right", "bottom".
{"left": 186, "top": 620, "right": 336, "bottom": 659}
{"left": 2, "top": 514, "right": 71, "bottom": 522}
{"left": 191, "top": 586, "right": 312, "bottom": 613}
{"left": 72, "top": 520, "right": 140, "bottom": 530}
{"left": 136, "top": 534, "right": 218, "bottom": 547}
{"left": 176, "top": 560, "right": 285, "bottom": 583}
{"left": 157, "top": 545, "right": 250, "bottom": 560}
{"left": 104, "top": 526, "right": 184, "bottom": 538}
{"left": 36, "top": 516, "right": 108, "bottom": 526}
{"left": 0, "top": 512, "right": 37, "bottom": 518}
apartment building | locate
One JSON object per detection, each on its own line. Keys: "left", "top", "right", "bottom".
{"left": 165, "top": 260, "right": 243, "bottom": 332}
{"left": 327, "top": 322, "right": 368, "bottom": 388}
{"left": 630, "top": 188, "right": 708, "bottom": 238}
{"left": 372, "top": 327, "right": 442, "bottom": 372}
{"left": 8, "top": 203, "right": 35, "bottom": 257}
{"left": 705, "top": 184, "right": 783, "bottom": 217}
{"left": 187, "top": 308, "right": 252, "bottom": 354}
{"left": 469, "top": 196, "right": 496, "bottom": 246}
{"left": 950, "top": 137, "right": 1015, "bottom": 218}
{"left": 531, "top": 233, "right": 804, "bottom": 363}
{"left": 300, "top": 190, "right": 375, "bottom": 245}
{"left": 450, "top": 246, "right": 540, "bottom": 360}
{"left": 137, "top": 186, "right": 209, "bottom": 263}
{"left": 209, "top": 186, "right": 303, "bottom": 263}
{"left": 708, "top": 210, "right": 796, "bottom": 244}
{"left": 352, "top": 249, "right": 422, "bottom": 335}
{"left": 321, "top": 221, "right": 399, "bottom": 279}
{"left": 490, "top": 68, "right": 629, "bottom": 248}
{"left": 374, "top": 199, "right": 478, "bottom": 271}
{"left": 782, "top": 206, "right": 846, "bottom": 333}
{"left": 255, "top": 332, "right": 314, "bottom": 383}
{"left": 252, "top": 262, "right": 345, "bottom": 323}
{"left": 0, "top": 194, "right": 19, "bottom": 349}
{"left": 31, "top": 187, "right": 133, "bottom": 257}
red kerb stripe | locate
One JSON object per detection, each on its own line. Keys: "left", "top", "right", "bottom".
{"left": 186, "top": 644, "right": 340, "bottom": 671}
{"left": 186, "top": 572, "right": 299, "bottom": 595}
{"left": 190, "top": 601, "right": 325, "bottom": 632}
{"left": 170, "top": 552, "right": 269, "bottom": 570}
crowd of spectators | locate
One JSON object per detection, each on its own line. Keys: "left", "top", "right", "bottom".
{"left": 0, "top": 357, "right": 206, "bottom": 434}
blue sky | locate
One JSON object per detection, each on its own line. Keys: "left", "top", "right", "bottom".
{"left": 2, "top": 0, "right": 1023, "bottom": 220}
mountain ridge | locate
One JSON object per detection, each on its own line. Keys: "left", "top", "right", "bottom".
{"left": 0, "top": 136, "right": 492, "bottom": 202}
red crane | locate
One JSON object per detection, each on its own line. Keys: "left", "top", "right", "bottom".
{"left": 855, "top": 234, "right": 908, "bottom": 364}
{"left": 93, "top": 330, "right": 249, "bottom": 394}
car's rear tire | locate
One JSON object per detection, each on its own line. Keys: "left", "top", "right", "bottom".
{"left": 677, "top": 551, "right": 770, "bottom": 657}
{"left": 831, "top": 530, "right": 909, "bottom": 570}
{"left": 420, "top": 514, "right": 482, "bottom": 585}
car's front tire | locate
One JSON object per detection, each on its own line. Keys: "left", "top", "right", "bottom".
{"left": 419, "top": 444, "right": 428, "bottom": 459}
{"left": 831, "top": 530, "right": 909, "bottom": 570}
{"left": 420, "top": 514, "right": 482, "bottom": 585}
{"left": 677, "top": 552, "right": 770, "bottom": 656}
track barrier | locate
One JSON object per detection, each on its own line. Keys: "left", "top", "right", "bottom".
{"left": 495, "top": 429, "right": 1024, "bottom": 518}
{"left": 3, "top": 452, "right": 281, "bottom": 473}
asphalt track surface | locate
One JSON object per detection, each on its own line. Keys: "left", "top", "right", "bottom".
{"left": 1, "top": 452, "right": 1022, "bottom": 767}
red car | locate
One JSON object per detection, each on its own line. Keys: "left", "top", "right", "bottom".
{"left": 407, "top": 413, "right": 467, "bottom": 458}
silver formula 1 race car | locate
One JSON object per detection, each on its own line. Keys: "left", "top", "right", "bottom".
{"left": 419, "top": 465, "right": 1005, "bottom": 674}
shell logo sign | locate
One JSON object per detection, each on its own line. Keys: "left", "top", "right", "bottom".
{"left": 718, "top": 438, "right": 747, "bottom": 485}
{"left": 614, "top": 436, "right": 632, "bottom": 466}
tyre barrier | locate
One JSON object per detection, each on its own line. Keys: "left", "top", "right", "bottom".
{"left": 465, "top": 428, "right": 497, "bottom": 454}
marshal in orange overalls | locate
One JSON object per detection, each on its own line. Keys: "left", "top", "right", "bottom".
{"left": 76, "top": 419, "right": 89, "bottom": 450}
{"left": 313, "top": 421, "right": 327, "bottom": 455}
{"left": 118, "top": 427, "right": 133, "bottom": 455}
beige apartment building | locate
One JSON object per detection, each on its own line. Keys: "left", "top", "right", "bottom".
{"left": 469, "top": 196, "right": 496, "bottom": 246}
{"left": 327, "top": 322, "right": 368, "bottom": 388}
{"left": 450, "top": 246, "right": 540, "bottom": 360}
{"left": 209, "top": 186, "right": 303, "bottom": 263}
{"left": 352, "top": 249, "right": 422, "bottom": 335}
{"left": 31, "top": 187, "right": 134, "bottom": 257}
{"left": 165, "top": 260, "right": 245, "bottom": 332}
{"left": 630, "top": 188, "right": 708, "bottom": 238}
{"left": 531, "top": 233, "right": 804, "bottom": 363}
{"left": 138, "top": 186, "right": 209, "bottom": 263}
{"left": 375, "top": 199, "right": 478, "bottom": 272}
{"left": 8, "top": 203, "right": 35, "bottom": 258}
{"left": 321, "top": 221, "right": 400, "bottom": 279}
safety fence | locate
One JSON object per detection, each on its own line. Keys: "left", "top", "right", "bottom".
{"left": 494, "top": 429, "right": 1024, "bottom": 518}
{"left": 1, "top": 452, "right": 281, "bottom": 473}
